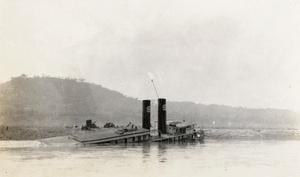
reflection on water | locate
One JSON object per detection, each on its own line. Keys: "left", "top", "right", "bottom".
{"left": 142, "top": 142, "right": 151, "bottom": 163}
{"left": 157, "top": 143, "right": 167, "bottom": 163}
{"left": 0, "top": 140, "right": 300, "bottom": 177}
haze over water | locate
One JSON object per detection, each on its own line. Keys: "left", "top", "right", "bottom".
{"left": 0, "top": 139, "right": 299, "bottom": 177}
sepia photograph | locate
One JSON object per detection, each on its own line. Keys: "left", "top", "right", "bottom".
{"left": 0, "top": 0, "right": 300, "bottom": 177}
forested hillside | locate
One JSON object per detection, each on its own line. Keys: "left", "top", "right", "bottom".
{"left": 167, "top": 102, "right": 299, "bottom": 128}
{"left": 0, "top": 75, "right": 141, "bottom": 126}
{"left": 0, "top": 75, "right": 299, "bottom": 128}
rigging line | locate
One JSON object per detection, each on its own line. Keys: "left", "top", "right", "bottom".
{"left": 151, "top": 79, "right": 159, "bottom": 99}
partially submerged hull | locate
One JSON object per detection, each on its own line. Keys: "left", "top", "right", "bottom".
{"left": 151, "top": 133, "right": 204, "bottom": 142}
{"left": 70, "top": 127, "right": 204, "bottom": 145}
{"left": 71, "top": 126, "right": 151, "bottom": 144}
{"left": 71, "top": 98, "right": 205, "bottom": 145}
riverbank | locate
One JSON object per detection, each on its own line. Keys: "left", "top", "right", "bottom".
{"left": 1, "top": 126, "right": 300, "bottom": 141}
{"left": 204, "top": 128, "right": 300, "bottom": 140}
{"left": 0, "top": 126, "right": 72, "bottom": 140}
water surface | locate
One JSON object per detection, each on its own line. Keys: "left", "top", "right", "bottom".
{"left": 0, "top": 140, "right": 299, "bottom": 177}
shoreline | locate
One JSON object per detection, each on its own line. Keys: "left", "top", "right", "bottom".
{"left": 0, "top": 126, "right": 72, "bottom": 140}
{"left": 1, "top": 126, "right": 300, "bottom": 141}
{"left": 204, "top": 128, "right": 300, "bottom": 140}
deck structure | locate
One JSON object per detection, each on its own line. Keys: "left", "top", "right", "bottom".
{"left": 71, "top": 126, "right": 151, "bottom": 144}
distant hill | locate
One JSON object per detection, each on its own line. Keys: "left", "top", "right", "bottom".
{"left": 0, "top": 75, "right": 299, "bottom": 128}
{"left": 167, "top": 102, "right": 300, "bottom": 129}
{"left": 0, "top": 75, "right": 141, "bottom": 126}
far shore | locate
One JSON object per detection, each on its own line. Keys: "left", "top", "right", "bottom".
{"left": 204, "top": 128, "right": 300, "bottom": 140}
{"left": 0, "top": 126, "right": 72, "bottom": 140}
{"left": 1, "top": 125, "right": 300, "bottom": 141}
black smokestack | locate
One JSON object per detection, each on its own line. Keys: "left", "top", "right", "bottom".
{"left": 86, "top": 120, "right": 92, "bottom": 128}
{"left": 142, "top": 100, "right": 151, "bottom": 130}
{"left": 158, "top": 98, "right": 167, "bottom": 134}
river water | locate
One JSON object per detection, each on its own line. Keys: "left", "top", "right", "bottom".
{"left": 0, "top": 139, "right": 299, "bottom": 177}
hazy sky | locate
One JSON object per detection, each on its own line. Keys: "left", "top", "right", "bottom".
{"left": 1, "top": 0, "right": 300, "bottom": 111}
